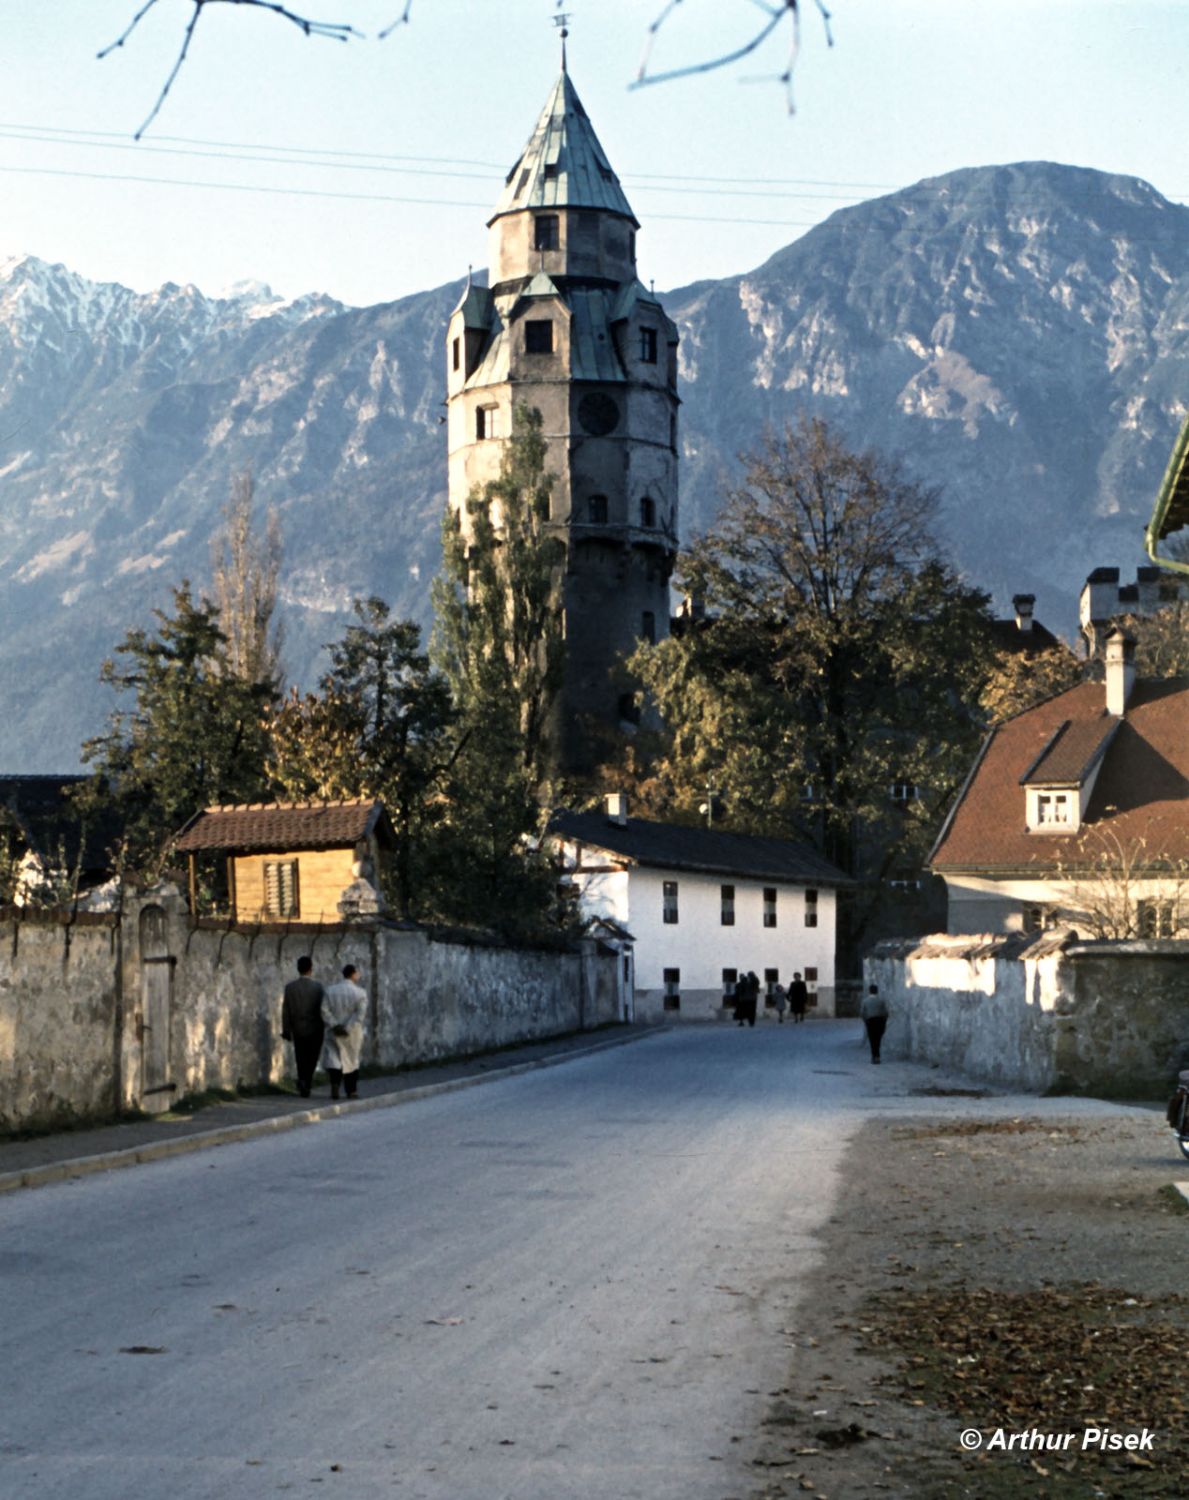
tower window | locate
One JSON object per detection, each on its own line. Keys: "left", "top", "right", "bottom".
{"left": 534, "top": 214, "right": 559, "bottom": 251}
{"left": 525, "top": 320, "right": 553, "bottom": 354}
{"left": 640, "top": 496, "right": 656, "bottom": 528}
{"left": 630, "top": 232, "right": 636, "bottom": 261}
{"left": 618, "top": 692, "right": 641, "bottom": 726}
{"left": 477, "top": 405, "right": 499, "bottom": 440}
{"left": 543, "top": 162, "right": 558, "bottom": 180}
{"left": 588, "top": 494, "right": 608, "bottom": 524}
{"left": 639, "top": 327, "right": 658, "bottom": 363}
{"left": 452, "top": 337, "right": 460, "bottom": 372}
{"left": 641, "top": 611, "right": 656, "bottom": 644}
{"left": 670, "top": 412, "right": 677, "bottom": 450}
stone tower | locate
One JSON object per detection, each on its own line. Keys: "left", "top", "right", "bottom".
{"left": 445, "top": 66, "right": 679, "bottom": 774}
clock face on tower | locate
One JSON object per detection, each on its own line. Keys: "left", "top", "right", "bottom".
{"left": 577, "top": 392, "right": 621, "bottom": 437}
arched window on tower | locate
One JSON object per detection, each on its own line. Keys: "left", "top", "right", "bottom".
{"left": 640, "top": 496, "right": 656, "bottom": 528}
{"left": 588, "top": 495, "right": 608, "bottom": 525}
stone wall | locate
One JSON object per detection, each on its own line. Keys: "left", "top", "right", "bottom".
{"left": 0, "top": 886, "right": 621, "bottom": 1132}
{"left": 0, "top": 911, "right": 122, "bottom": 1132}
{"left": 865, "top": 932, "right": 1189, "bottom": 1097}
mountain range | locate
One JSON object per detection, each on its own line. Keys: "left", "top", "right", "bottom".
{"left": 2, "top": 160, "right": 1187, "bottom": 769}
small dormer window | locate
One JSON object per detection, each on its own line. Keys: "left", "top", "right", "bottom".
{"left": 639, "top": 327, "right": 658, "bottom": 363}
{"left": 543, "top": 162, "right": 558, "bottom": 180}
{"left": 1037, "top": 793, "right": 1071, "bottom": 827}
{"left": 534, "top": 215, "right": 559, "bottom": 251}
{"left": 525, "top": 320, "right": 553, "bottom": 354}
{"left": 452, "top": 337, "right": 460, "bottom": 372}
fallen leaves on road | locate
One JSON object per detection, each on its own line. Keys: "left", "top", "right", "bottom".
{"left": 424, "top": 1316, "right": 465, "bottom": 1326}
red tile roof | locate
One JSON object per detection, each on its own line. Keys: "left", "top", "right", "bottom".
{"left": 930, "top": 679, "right": 1189, "bottom": 873}
{"left": 174, "top": 800, "right": 392, "bottom": 853}
{"left": 1020, "top": 716, "right": 1118, "bottom": 785}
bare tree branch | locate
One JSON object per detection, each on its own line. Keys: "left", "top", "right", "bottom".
{"left": 378, "top": 2, "right": 414, "bottom": 43}
{"left": 100, "top": 0, "right": 363, "bottom": 140}
{"left": 632, "top": 0, "right": 833, "bottom": 113}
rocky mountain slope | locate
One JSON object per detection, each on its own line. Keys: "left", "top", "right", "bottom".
{"left": 2, "top": 161, "right": 1188, "bottom": 769}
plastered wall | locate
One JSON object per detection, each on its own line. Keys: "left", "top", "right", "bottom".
{"left": 865, "top": 932, "right": 1189, "bottom": 1096}
{"left": 0, "top": 887, "right": 620, "bottom": 1132}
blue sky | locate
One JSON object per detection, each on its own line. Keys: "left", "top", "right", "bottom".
{"left": 3, "top": 2, "right": 1188, "bottom": 305}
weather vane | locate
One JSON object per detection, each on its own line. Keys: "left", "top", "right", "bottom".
{"left": 553, "top": 10, "right": 571, "bottom": 70}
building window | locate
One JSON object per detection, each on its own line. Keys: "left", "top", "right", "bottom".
{"left": 641, "top": 611, "right": 656, "bottom": 644}
{"left": 452, "top": 336, "right": 460, "bottom": 372}
{"left": 663, "top": 880, "right": 679, "bottom": 924}
{"left": 629, "top": 231, "right": 636, "bottom": 260}
{"left": 534, "top": 214, "right": 559, "bottom": 251}
{"left": 663, "top": 967, "right": 681, "bottom": 1010}
{"left": 263, "top": 859, "right": 299, "bottom": 918}
{"left": 543, "top": 162, "right": 558, "bottom": 180}
{"left": 640, "top": 496, "right": 656, "bottom": 528}
{"left": 1037, "top": 793, "right": 1071, "bottom": 826}
{"left": 889, "top": 781, "right": 920, "bottom": 804}
{"left": 618, "top": 691, "right": 641, "bottom": 726}
{"left": 639, "top": 326, "right": 658, "bottom": 363}
{"left": 804, "top": 967, "right": 818, "bottom": 1003}
{"left": 1138, "top": 900, "right": 1178, "bottom": 938}
{"left": 764, "top": 969, "right": 779, "bottom": 1006}
{"left": 476, "top": 405, "right": 499, "bottom": 441}
{"left": 525, "top": 320, "right": 553, "bottom": 354}
{"left": 721, "top": 884, "right": 735, "bottom": 926}
{"left": 763, "top": 887, "right": 777, "bottom": 928}
{"left": 722, "top": 968, "right": 737, "bottom": 1001}
{"left": 804, "top": 889, "right": 818, "bottom": 928}
{"left": 588, "top": 494, "right": 608, "bottom": 524}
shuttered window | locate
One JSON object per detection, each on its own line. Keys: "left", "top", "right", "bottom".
{"left": 263, "top": 859, "right": 299, "bottom": 918}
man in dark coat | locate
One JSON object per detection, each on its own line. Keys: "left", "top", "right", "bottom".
{"left": 281, "top": 956, "right": 325, "bottom": 1098}
{"left": 788, "top": 972, "right": 809, "bottom": 1024}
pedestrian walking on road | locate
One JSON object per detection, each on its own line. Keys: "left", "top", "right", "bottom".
{"left": 860, "top": 983, "right": 889, "bottom": 1064}
{"left": 322, "top": 964, "right": 368, "bottom": 1099}
{"left": 281, "top": 956, "right": 325, "bottom": 1098}
{"left": 788, "top": 972, "right": 809, "bottom": 1024}
{"left": 773, "top": 983, "right": 788, "bottom": 1023}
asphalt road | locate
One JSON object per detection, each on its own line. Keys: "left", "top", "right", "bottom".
{"left": 0, "top": 1021, "right": 1124, "bottom": 1500}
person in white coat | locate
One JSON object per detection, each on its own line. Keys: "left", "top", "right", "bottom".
{"left": 321, "top": 964, "right": 367, "bottom": 1099}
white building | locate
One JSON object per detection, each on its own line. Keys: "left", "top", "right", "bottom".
{"left": 551, "top": 796, "right": 848, "bottom": 1020}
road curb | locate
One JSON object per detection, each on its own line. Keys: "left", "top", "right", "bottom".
{"left": 0, "top": 1026, "right": 662, "bottom": 1195}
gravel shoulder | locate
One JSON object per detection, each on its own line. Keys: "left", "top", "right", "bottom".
{"left": 748, "top": 1100, "right": 1189, "bottom": 1500}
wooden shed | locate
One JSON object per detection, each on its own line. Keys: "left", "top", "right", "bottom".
{"left": 174, "top": 800, "right": 395, "bottom": 922}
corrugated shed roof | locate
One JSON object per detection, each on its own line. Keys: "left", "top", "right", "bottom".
{"left": 550, "top": 810, "right": 849, "bottom": 885}
{"left": 175, "top": 800, "right": 393, "bottom": 853}
{"left": 930, "top": 679, "right": 1189, "bottom": 872}
{"left": 489, "top": 72, "right": 637, "bottom": 227}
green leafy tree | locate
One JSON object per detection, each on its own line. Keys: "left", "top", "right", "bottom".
{"left": 430, "top": 405, "right": 569, "bottom": 936}
{"left": 629, "top": 417, "right": 995, "bottom": 943}
{"left": 78, "top": 582, "right": 275, "bottom": 873}
{"left": 268, "top": 597, "right": 453, "bottom": 918}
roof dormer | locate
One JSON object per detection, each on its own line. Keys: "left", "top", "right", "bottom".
{"left": 1019, "top": 715, "right": 1119, "bottom": 834}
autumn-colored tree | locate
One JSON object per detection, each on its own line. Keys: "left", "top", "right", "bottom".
{"left": 979, "top": 641, "right": 1085, "bottom": 724}
{"left": 210, "top": 469, "right": 284, "bottom": 689}
{"left": 628, "top": 417, "right": 995, "bottom": 945}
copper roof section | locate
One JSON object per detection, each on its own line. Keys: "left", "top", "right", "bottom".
{"left": 930, "top": 679, "right": 1189, "bottom": 872}
{"left": 489, "top": 71, "right": 638, "bottom": 227}
{"left": 175, "top": 800, "right": 393, "bottom": 854}
{"left": 1147, "top": 409, "right": 1189, "bottom": 572}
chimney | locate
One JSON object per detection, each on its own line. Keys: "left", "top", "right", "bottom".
{"left": 1012, "top": 593, "right": 1035, "bottom": 634}
{"left": 1104, "top": 627, "right": 1136, "bottom": 716}
{"left": 605, "top": 792, "right": 629, "bottom": 826}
